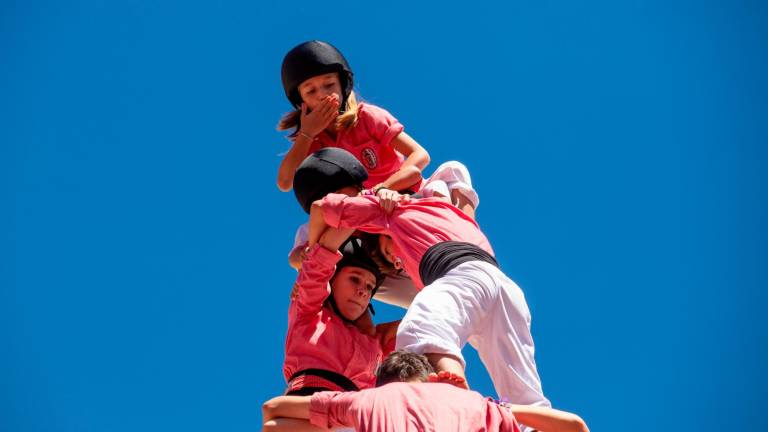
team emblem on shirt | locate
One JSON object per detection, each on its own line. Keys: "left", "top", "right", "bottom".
{"left": 361, "top": 148, "right": 378, "bottom": 170}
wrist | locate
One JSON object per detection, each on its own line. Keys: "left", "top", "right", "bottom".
{"left": 372, "top": 184, "right": 389, "bottom": 195}
{"left": 298, "top": 129, "right": 315, "bottom": 140}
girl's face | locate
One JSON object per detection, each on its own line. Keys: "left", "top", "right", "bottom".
{"left": 298, "top": 72, "right": 342, "bottom": 110}
{"left": 331, "top": 266, "right": 376, "bottom": 321}
{"left": 378, "top": 235, "right": 403, "bottom": 270}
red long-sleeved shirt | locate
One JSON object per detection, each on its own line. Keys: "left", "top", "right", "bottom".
{"left": 318, "top": 194, "right": 494, "bottom": 288}
{"left": 283, "top": 245, "right": 382, "bottom": 391}
{"left": 309, "top": 382, "right": 520, "bottom": 432}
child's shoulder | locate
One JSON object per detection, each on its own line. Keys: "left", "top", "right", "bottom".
{"left": 357, "top": 102, "right": 398, "bottom": 123}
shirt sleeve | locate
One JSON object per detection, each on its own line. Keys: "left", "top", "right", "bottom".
{"left": 291, "top": 245, "right": 342, "bottom": 316}
{"left": 359, "top": 104, "right": 405, "bottom": 148}
{"left": 309, "top": 391, "right": 358, "bottom": 429}
{"left": 319, "top": 193, "right": 389, "bottom": 233}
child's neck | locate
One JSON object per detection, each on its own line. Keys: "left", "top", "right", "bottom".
{"left": 324, "top": 126, "right": 337, "bottom": 141}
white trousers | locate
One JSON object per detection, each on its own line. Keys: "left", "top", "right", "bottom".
{"left": 395, "top": 261, "right": 550, "bottom": 408}
{"left": 416, "top": 160, "right": 480, "bottom": 209}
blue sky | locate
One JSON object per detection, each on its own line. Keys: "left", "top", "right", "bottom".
{"left": 3, "top": 1, "right": 767, "bottom": 431}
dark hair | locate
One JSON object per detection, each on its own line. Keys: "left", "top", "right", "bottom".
{"left": 375, "top": 350, "right": 434, "bottom": 387}
{"left": 361, "top": 234, "right": 399, "bottom": 276}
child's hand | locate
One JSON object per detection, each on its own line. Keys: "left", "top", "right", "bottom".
{"left": 299, "top": 96, "right": 340, "bottom": 138}
{"left": 375, "top": 187, "right": 409, "bottom": 214}
{"left": 428, "top": 371, "right": 469, "bottom": 389}
{"left": 288, "top": 244, "right": 309, "bottom": 270}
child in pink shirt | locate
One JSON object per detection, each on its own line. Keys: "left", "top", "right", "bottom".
{"left": 296, "top": 148, "right": 550, "bottom": 412}
{"left": 277, "top": 41, "right": 480, "bottom": 218}
{"left": 284, "top": 229, "right": 397, "bottom": 396}
{"left": 263, "top": 351, "right": 589, "bottom": 432}
{"left": 277, "top": 40, "right": 430, "bottom": 194}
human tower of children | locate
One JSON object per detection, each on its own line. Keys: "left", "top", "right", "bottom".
{"left": 262, "top": 41, "right": 589, "bottom": 432}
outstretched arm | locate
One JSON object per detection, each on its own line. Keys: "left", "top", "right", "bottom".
{"left": 262, "top": 396, "right": 327, "bottom": 432}
{"left": 509, "top": 405, "right": 589, "bottom": 432}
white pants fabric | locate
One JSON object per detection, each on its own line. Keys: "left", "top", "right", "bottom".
{"left": 395, "top": 260, "right": 550, "bottom": 408}
{"left": 416, "top": 160, "right": 480, "bottom": 209}
{"left": 373, "top": 271, "right": 419, "bottom": 309}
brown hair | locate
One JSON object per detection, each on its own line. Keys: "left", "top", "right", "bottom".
{"left": 376, "top": 350, "right": 434, "bottom": 387}
{"left": 277, "top": 91, "right": 360, "bottom": 138}
{"left": 360, "top": 234, "right": 399, "bottom": 276}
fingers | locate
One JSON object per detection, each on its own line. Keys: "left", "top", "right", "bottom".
{"left": 428, "top": 371, "right": 468, "bottom": 389}
{"left": 377, "top": 189, "right": 408, "bottom": 214}
{"left": 301, "top": 96, "right": 340, "bottom": 135}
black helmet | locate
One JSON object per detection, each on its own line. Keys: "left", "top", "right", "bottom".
{"left": 329, "top": 235, "right": 384, "bottom": 320}
{"left": 293, "top": 148, "right": 367, "bottom": 214}
{"left": 336, "top": 235, "right": 385, "bottom": 292}
{"left": 281, "top": 40, "right": 354, "bottom": 109}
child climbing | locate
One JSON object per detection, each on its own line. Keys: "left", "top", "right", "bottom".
{"left": 296, "top": 148, "right": 551, "bottom": 412}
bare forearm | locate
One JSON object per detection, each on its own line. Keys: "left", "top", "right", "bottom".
{"left": 263, "top": 418, "right": 326, "bottom": 432}
{"left": 262, "top": 396, "right": 312, "bottom": 422}
{"left": 308, "top": 201, "right": 329, "bottom": 247}
{"left": 382, "top": 133, "right": 430, "bottom": 191}
{"left": 318, "top": 227, "right": 355, "bottom": 251}
{"left": 380, "top": 165, "right": 424, "bottom": 192}
{"left": 510, "top": 405, "right": 589, "bottom": 432}
{"left": 277, "top": 135, "right": 314, "bottom": 191}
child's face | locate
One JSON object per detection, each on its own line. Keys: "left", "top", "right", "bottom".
{"left": 378, "top": 235, "right": 402, "bottom": 269}
{"left": 331, "top": 266, "right": 376, "bottom": 321}
{"left": 298, "top": 72, "right": 342, "bottom": 110}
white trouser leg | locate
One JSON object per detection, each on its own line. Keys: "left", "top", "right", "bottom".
{"left": 466, "top": 264, "right": 550, "bottom": 408}
{"left": 395, "top": 261, "right": 548, "bottom": 407}
{"left": 420, "top": 161, "right": 480, "bottom": 208}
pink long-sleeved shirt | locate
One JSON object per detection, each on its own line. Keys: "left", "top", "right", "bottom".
{"left": 318, "top": 194, "right": 494, "bottom": 288}
{"left": 309, "top": 382, "right": 520, "bottom": 432}
{"left": 283, "top": 245, "right": 382, "bottom": 392}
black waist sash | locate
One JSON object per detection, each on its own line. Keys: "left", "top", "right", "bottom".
{"left": 287, "top": 368, "right": 359, "bottom": 392}
{"left": 419, "top": 241, "right": 499, "bottom": 286}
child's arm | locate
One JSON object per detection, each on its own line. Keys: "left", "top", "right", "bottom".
{"left": 308, "top": 200, "right": 330, "bottom": 248}
{"left": 277, "top": 97, "right": 340, "bottom": 191}
{"left": 310, "top": 194, "right": 390, "bottom": 235}
{"left": 374, "top": 132, "right": 430, "bottom": 192}
{"left": 509, "top": 405, "right": 589, "bottom": 432}
{"left": 376, "top": 320, "right": 400, "bottom": 350}
{"left": 263, "top": 418, "right": 326, "bottom": 432}
{"left": 262, "top": 396, "right": 328, "bottom": 431}
{"left": 292, "top": 245, "right": 339, "bottom": 316}
{"left": 277, "top": 132, "right": 314, "bottom": 192}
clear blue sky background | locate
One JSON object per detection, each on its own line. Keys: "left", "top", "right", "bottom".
{"left": 3, "top": 1, "right": 767, "bottom": 431}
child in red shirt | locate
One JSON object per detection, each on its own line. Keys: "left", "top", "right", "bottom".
{"left": 264, "top": 351, "right": 589, "bottom": 432}
{"left": 277, "top": 40, "right": 430, "bottom": 195}
{"left": 284, "top": 229, "right": 397, "bottom": 396}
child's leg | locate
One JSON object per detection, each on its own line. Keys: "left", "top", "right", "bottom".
{"left": 467, "top": 263, "right": 550, "bottom": 408}
{"left": 372, "top": 272, "right": 420, "bottom": 309}
{"left": 421, "top": 161, "right": 479, "bottom": 218}
{"left": 394, "top": 263, "right": 493, "bottom": 384}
